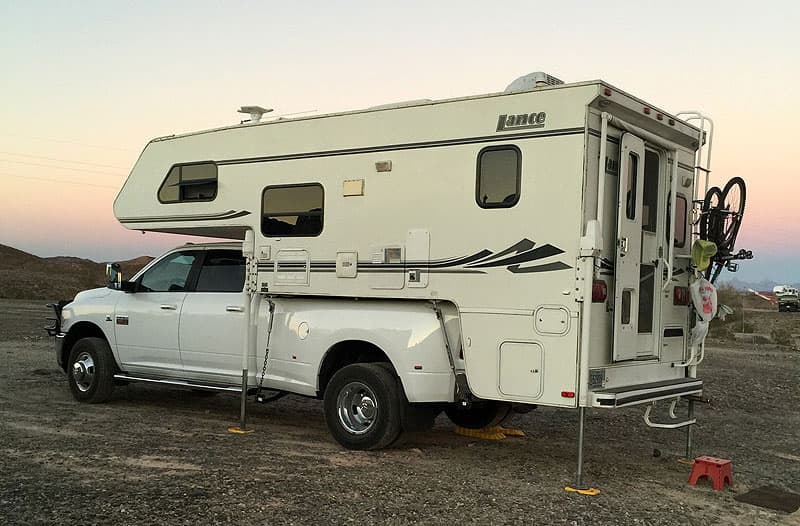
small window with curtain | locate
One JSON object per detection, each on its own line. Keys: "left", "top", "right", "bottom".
{"left": 262, "top": 183, "right": 324, "bottom": 237}
{"left": 667, "top": 194, "right": 688, "bottom": 248}
{"left": 625, "top": 153, "right": 639, "bottom": 220}
{"left": 158, "top": 162, "right": 218, "bottom": 203}
{"left": 476, "top": 146, "right": 521, "bottom": 208}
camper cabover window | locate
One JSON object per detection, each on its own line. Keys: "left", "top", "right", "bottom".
{"left": 476, "top": 146, "right": 521, "bottom": 208}
{"left": 158, "top": 162, "right": 218, "bottom": 203}
{"left": 262, "top": 183, "right": 324, "bottom": 237}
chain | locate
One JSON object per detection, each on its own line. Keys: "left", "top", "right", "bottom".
{"left": 254, "top": 299, "right": 276, "bottom": 401}
{"left": 254, "top": 345, "right": 270, "bottom": 399}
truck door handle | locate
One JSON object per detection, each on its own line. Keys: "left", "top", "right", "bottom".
{"left": 160, "top": 304, "right": 177, "bottom": 310}
{"left": 226, "top": 305, "right": 244, "bottom": 312}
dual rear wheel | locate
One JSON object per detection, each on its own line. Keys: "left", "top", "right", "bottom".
{"left": 323, "top": 362, "right": 512, "bottom": 450}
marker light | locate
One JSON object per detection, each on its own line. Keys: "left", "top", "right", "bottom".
{"left": 674, "top": 286, "right": 690, "bottom": 306}
{"left": 561, "top": 391, "right": 576, "bottom": 398}
{"left": 592, "top": 280, "right": 607, "bottom": 303}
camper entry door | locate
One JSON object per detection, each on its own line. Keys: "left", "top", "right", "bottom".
{"left": 613, "top": 133, "right": 646, "bottom": 361}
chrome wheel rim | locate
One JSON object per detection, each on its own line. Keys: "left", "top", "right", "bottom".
{"left": 71, "top": 351, "right": 95, "bottom": 392}
{"left": 336, "top": 381, "right": 378, "bottom": 435}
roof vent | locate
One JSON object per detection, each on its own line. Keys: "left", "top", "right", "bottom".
{"left": 238, "top": 105, "right": 273, "bottom": 123}
{"left": 504, "top": 72, "right": 564, "bottom": 93}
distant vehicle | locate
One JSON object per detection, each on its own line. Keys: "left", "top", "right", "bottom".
{"left": 773, "top": 285, "right": 800, "bottom": 312}
{"left": 48, "top": 71, "right": 724, "bottom": 486}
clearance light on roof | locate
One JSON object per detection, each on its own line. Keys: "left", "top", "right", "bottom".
{"left": 668, "top": 118, "right": 675, "bottom": 126}
{"left": 603, "top": 87, "right": 612, "bottom": 96}
{"left": 656, "top": 113, "right": 664, "bottom": 121}
{"left": 643, "top": 107, "right": 651, "bottom": 115}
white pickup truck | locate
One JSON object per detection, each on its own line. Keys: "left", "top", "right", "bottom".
{"left": 49, "top": 242, "right": 510, "bottom": 450}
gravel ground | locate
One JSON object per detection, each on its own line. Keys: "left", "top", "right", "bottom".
{"left": 1, "top": 298, "right": 799, "bottom": 525}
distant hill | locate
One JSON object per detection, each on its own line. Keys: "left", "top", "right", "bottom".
{"left": 0, "top": 244, "right": 153, "bottom": 300}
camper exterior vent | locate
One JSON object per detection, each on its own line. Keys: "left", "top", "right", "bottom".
{"left": 504, "top": 72, "right": 564, "bottom": 93}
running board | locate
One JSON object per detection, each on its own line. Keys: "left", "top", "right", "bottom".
{"left": 590, "top": 378, "right": 703, "bottom": 408}
{"left": 113, "top": 374, "right": 242, "bottom": 393}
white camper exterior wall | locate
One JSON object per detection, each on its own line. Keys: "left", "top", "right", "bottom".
{"left": 114, "top": 81, "right": 702, "bottom": 409}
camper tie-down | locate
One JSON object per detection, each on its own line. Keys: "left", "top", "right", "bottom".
{"left": 48, "top": 71, "right": 728, "bottom": 488}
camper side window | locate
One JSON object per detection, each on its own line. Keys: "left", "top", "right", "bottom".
{"left": 262, "top": 184, "right": 324, "bottom": 237}
{"left": 476, "top": 146, "right": 521, "bottom": 208}
{"left": 158, "top": 162, "right": 218, "bottom": 203}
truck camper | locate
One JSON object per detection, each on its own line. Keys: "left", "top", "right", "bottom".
{"left": 52, "top": 72, "right": 742, "bottom": 487}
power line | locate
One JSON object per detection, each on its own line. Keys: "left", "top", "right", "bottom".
{"left": 0, "top": 132, "right": 137, "bottom": 152}
{"left": 0, "top": 150, "right": 127, "bottom": 170}
{"left": 0, "top": 172, "right": 120, "bottom": 190}
{"left": 0, "top": 158, "right": 125, "bottom": 177}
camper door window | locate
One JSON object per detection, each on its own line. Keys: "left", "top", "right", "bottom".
{"left": 476, "top": 146, "right": 521, "bottom": 208}
{"left": 261, "top": 183, "right": 324, "bottom": 237}
{"left": 158, "top": 162, "right": 218, "bottom": 203}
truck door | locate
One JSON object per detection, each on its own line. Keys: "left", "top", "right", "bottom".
{"left": 613, "top": 133, "right": 645, "bottom": 361}
{"left": 114, "top": 250, "right": 199, "bottom": 373}
{"left": 179, "top": 249, "right": 247, "bottom": 384}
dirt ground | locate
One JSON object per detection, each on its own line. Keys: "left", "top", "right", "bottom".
{"left": 1, "top": 299, "right": 798, "bottom": 525}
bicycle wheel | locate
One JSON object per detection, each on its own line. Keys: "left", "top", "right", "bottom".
{"left": 699, "top": 186, "right": 723, "bottom": 243}
{"left": 718, "top": 177, "right": 746, "bottom": 251}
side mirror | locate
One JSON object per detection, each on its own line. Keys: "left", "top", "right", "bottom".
{"left": 119, "top": 280, "right": 137, "bottom": 293}
{"left": 106, "top": 263, "right": 122, "bottom": 288}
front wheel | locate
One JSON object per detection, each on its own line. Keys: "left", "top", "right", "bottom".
{"left": 67, "top": 337, "right": 115, "bottom": 403}
{"left": 323, "top": 363, "right": 402, "bottom": 450}
{"left": 445, "top": 400, "right": 511, "bottom": 429}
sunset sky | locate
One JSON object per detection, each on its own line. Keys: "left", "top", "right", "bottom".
{"left": 1, "top": 1, "right": 797, "bottom": 283}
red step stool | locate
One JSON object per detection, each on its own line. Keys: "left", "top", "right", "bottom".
{"left": 688, "top": 456, "right": 733, "bottom": 491}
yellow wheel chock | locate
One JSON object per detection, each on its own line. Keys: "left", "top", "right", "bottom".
{"left": 455, "top": 425, "right": 526, "bottom": 441}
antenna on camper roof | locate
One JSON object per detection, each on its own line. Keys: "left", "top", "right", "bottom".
{"left": 238, "top": 106, "right": 273, "bottom": 123}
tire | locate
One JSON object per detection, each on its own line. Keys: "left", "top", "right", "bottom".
{"left": 699, "top": 186, "right": 723, "bottom": 243}
{"left": 67, "top": 337, "right": 115, "bottom": 403}
{"left": 718, "top": 177, "right": 746, "bottom": 251}
{"left": 323, "top": 363, "right": 402, "bottom": 450}
{"left": 445, "top": 400, "right": 512, "bottom": 429}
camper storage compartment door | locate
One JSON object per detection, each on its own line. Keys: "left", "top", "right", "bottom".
{"left": 498, "top": 341, "right": 543, "bottom": 400}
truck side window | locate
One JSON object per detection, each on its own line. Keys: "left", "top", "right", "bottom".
{"left": 138, "top": 252, "right": 197, "bottom": 292}
{"left": 262, "top": 183, "right": 324, "bottom": 237}
{"left": 158, "top": 162, "right": 218, "bottom": 203}
{"left": 476, "top": 146, "right": 521, "bottom": 208}
{"left": 195, "top": 250, "right": 246, "bottom": 292}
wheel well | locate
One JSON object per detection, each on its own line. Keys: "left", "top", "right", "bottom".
{"left": 61, "top": 322, "right": 108, "bottom": 371}
{"left": 317, "top": 340, "right": 393, "bottom": 396}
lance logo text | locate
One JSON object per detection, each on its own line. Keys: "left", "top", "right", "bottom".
{"left": 496, "top": 112, "right": 547, "bottom": 132}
